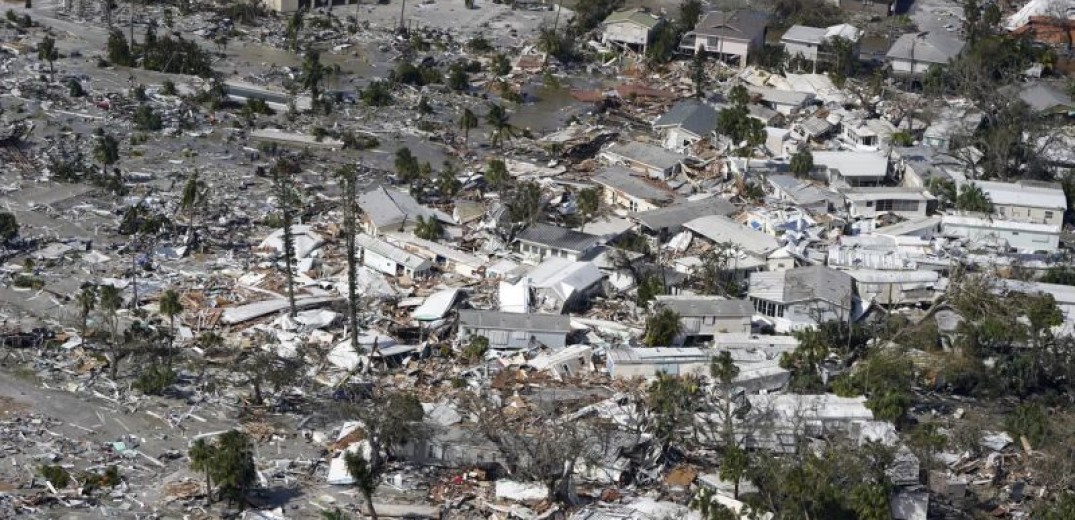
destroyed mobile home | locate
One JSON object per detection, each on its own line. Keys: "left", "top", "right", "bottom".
{"left": 1, "top": 0, "right": 1075, "bottom": 518}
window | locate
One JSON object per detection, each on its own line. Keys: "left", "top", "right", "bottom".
{"left": 998, "top": 207, "right": 1006, "bottom": 215}
{"left": 875, "top": 199, "right": 919, "bottom": 212}
{"left": 1046, "top": 211, "right": 1055, "bottom": 220}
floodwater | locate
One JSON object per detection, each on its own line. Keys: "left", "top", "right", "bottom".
{"left": 514, "top": 75, "right": 604, "bottom": 135}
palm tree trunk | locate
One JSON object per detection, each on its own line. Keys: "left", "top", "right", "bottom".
{"left": 364, "top": 490, "right": 378, "bottom": 520}
{"left": 168, "top": 315, "right": 175, "bottom": 366}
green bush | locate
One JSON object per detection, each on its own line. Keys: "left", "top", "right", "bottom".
{"left": 134, "top": 364, "right": 177, "bottom": 395}
{"left": 38, "top": 465, "right": 70, "bottom": 488}
{"left": 1006, "top": 403, "right": 1051, "bottom": 447}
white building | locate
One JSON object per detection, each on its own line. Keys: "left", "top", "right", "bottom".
{"left": 748, "top": 266, "right": 855, "bottom": 332}
{"left": 843, "top": 187, "right": 931, "bottom": 219}
{"left": 781, "top": 23, "right": 862, "bottom": 64}
{"left": 679, "top": 10, "right": 770, "bottom": 66}
{"left": 973, "top": 179, "right": 1066, "bottom": 228}
{"left": 601, "top": 9, "right": 664, "bottom": 52}
{"left": 355, "top": 234, "right": 433, "bottom": 278}
{"left": 812, "top": 151, "right": 890, "bottom": 187}
{"left": 886, "top": 32, "right": 965, "bottom": 77}
{"left": 941, "top": 214, "right": 1061, "bottom": 253}
{"left": 592, "top": 166, "right": 675, "bottom": 213}
{"left": 747, "top": 86, "right": 816, "bottom": 116}
{"left": 847, "top": 269, "right": 942, "bottom": 305}
{"left": 654, "top": 295, "right": 754, "bottom": 340}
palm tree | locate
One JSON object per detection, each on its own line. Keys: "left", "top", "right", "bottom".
{"left": 37, "top": 36, "right": 58, "bottom": 81}
{"left": 956, "top": 182, "right": 993, "bottom": 213}
{"left": 643, "top": 308, "right": 682, "bottom": 347}
{"left": 188, "top": 438, "right": 215, "bottom": 504}
{"left": 575, "top": 188, "right": 599, "bottom": 231}
{"left": 271, "top": 159, "right": 301, "bottom": 317}
{"left": 345, "top": 451, "right": 380, "bottom": 520}
{"left": 179, "top": 170, "right": 207, "bottom": 251}
{"left": 335, "top": 166, "right": 361, "bottom": 364}
{"left": 458, "top": 108, "right": 478, "bottom": 143}
{"left": 485, "top": 103, "right": 516, "bottom": 149}
{"left": 286, "top": 10, "right": 304, "bottom": 53}
{"left": 98, "top": 284, "right": 124, "bottom": 379}
{"left": 158, "top": 288, "right": 183, "bottom": 364}
{"left": 76, "top": 286, "right": 97, "bottom": 341}
{"left": 302, "top": 49, "right": 326, "bottom": 112}
{"left": 790, "top": 148, "right": 813, "bottom": 178}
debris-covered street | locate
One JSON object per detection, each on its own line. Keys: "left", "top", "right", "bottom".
{"left": 2, "top": 0, "right": 1075, "bottom": 518}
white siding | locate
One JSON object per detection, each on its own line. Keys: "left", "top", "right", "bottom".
{"left": 784, "top": 41, "right": 819, "bottom": 61}
{"left": 603, "top": 22, "right": 650, "bottom": 46}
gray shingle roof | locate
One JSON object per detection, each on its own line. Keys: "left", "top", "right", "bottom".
{"left": 602, "top": 8, "right": 662, "bottom": 30}
{"left": 886, "top": 32, "right": 965, "bottom": 65}
{"left": 357, "top": 186, "right": 432, "bottom": 230}
{"left": 750, "top": 266, "right": 853, "bottom": 306}
{"left": 515, "top": 223, "right": 601, "bottom": 253}
{"left": 458, "top": 310, "right": 571, "bottom": 332}
{"left": 604, "top": 141, "right": 688, "bottom": 170}
{"left": 693, "top": 10, "right": 770, "bottom": 41}
{"left": 683, "top": 215, "right": 780, "bottom": 256}
{"left": 630, "top": 196, "right": 738, "bottom": 233}
{"left": 1017, "top": 83, "right": 1074, "bottom": 113}
{"left": 653, "top": 100, "right": 718, "bottom": 138}
{"left": 593, "top": 166, "right": 675, "bottom": 204}
{"left": 655, "top": 296, "right": 754, "bottom": 317}
{"left": 781, "top": 25, "right": 827, "bottom": 45}
{"left": 785, "top": 266, "right": 853, "bottom": 305}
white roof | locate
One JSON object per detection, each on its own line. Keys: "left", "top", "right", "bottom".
{"left": 998, "top": 278, "right": 1075, "bottom": 305}
{"left": 824, "top": 23, "right": 862, "bottom": 41}
{"left": 942, "top": 214, "right": 1061, "bottom": 233}
{"left": 384, "top": 232, "right": 486, "bottom": 268}
{"left": 812, "top": 151, "right": 889, "bottom": 178}
{"left": 745, "top": 394, "right": 874, "bottom": 423}
{"left": 843, "top": 187, "right": 930, "bottom": 202}
{"left": 259, "top": 225, "right": 324, "bottom": 259}
{"left": 846, "top": 269, "right": 940, "bottom": 284}
{"left": 523, "top": 258, "right": 604, "bottom": 302}
{"left": 412, "top": 288, "right": 460, "bottom": 321}
{"left": 683, "top": 215, "right": 781, "bottom": 256}
{"left": 355, "top": 234, "right": 432, "bottom": 270}
{"left": 711, "top": 333, "right": 800, "bottom": 348}
{"left": 972, "top": 180, "right": 1067, "bottom": 211}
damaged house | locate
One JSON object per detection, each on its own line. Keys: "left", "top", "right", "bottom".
{"left": 358, "top": 186, "right": 441, "bottom": 235}
{"left": 516, "top": 223, "right": 603, "bottom": 262}
{"left": 654, "top": 295, "right": 754, "bottom": 342}
{"left": 601, "top": 141, "right": 688, "bottom": 179}
{"left": 679, "top": 10, "right": 771, "bottom": 67}
{"left": 652, "top": 100, "right": 718, "bottom": 154}
{"left": 593, "top": 166, "right": 676, "bottom": 213}
{"left": 457, "top": 310, "right": 572, "bottom": 350}
{"left": 355, "top": 234, "right": 433, "bottom": 278}
{"left": 748, "top": 266, "right": 855, "bottom": 332}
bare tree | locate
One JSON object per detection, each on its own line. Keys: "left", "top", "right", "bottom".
{"left": 466, "top": 392, "right": 608, "bottom": 504}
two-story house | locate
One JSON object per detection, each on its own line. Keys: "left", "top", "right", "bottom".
{"left": 592, "top": 165, "right": 676, "bottom": 213}
{"left": 601, "top": 8, "right": 664, "bottom": 53}
{"left": 679, "top": 10, "right": 770, "bottom": 67}
{"left": 885, "top": 31, "right": 965, "bottom": 78}
{"left": 781, "top": 23, "right": 862, "bottom": 65}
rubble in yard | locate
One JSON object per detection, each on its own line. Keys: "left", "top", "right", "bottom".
{"left": 1, "top": 0, "right": 1075, "bottom": 517}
